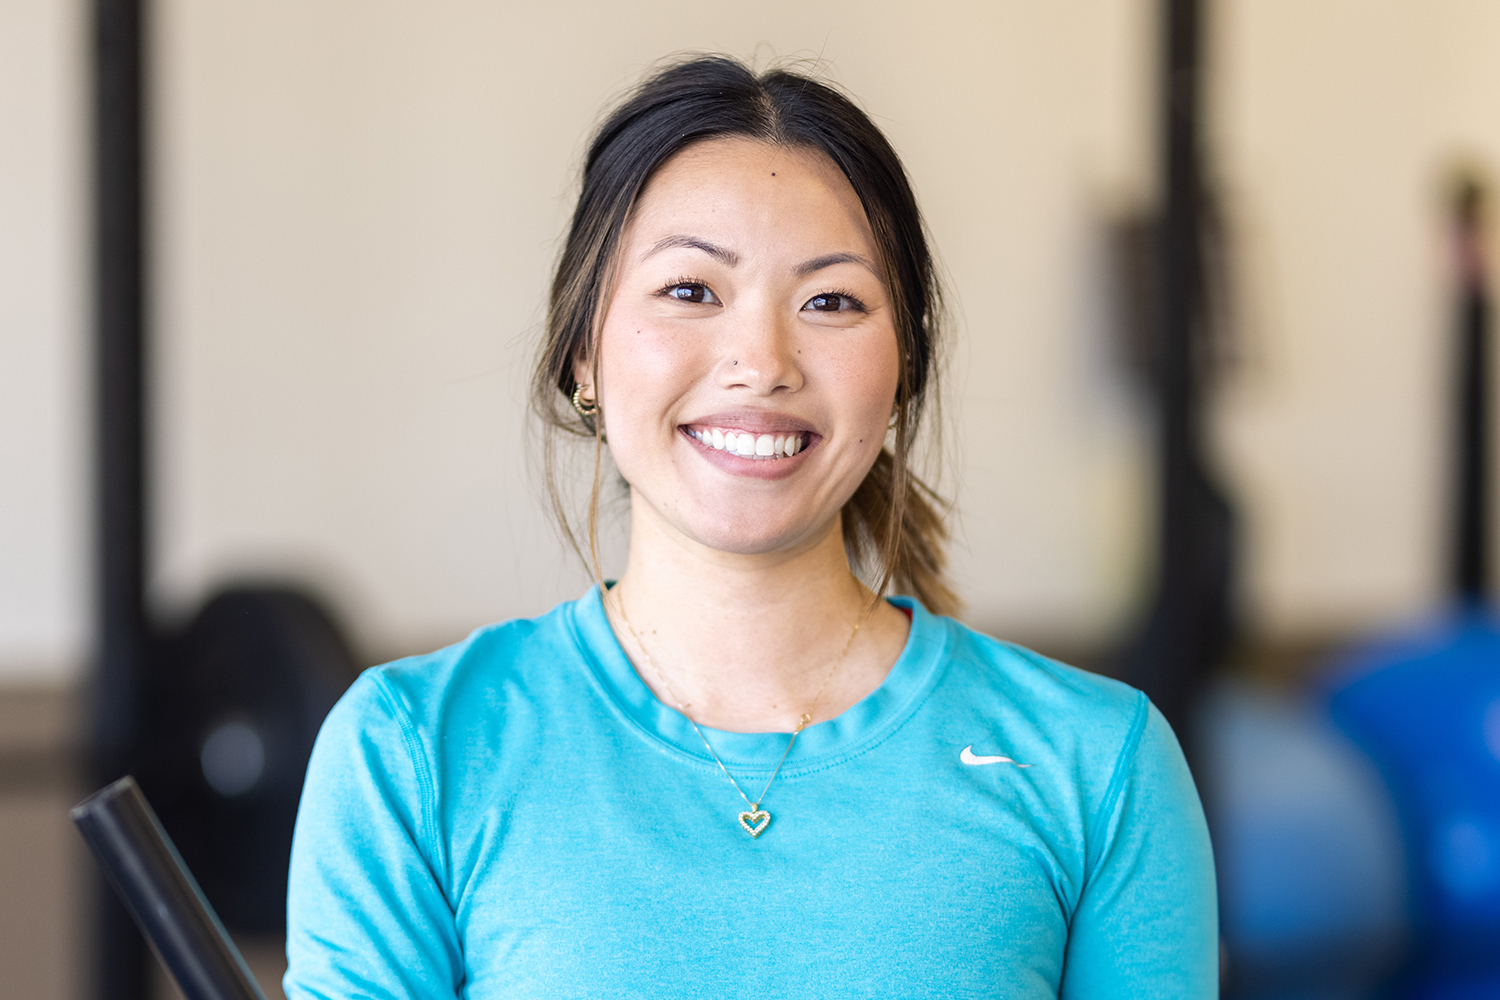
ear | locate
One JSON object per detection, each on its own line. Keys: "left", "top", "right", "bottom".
{"left": 569, "top": 351, "right": 593, "bottom": 394}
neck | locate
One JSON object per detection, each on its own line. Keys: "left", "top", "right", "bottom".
{"left": 606, "top": 505, "right": 908, "bottom": 733}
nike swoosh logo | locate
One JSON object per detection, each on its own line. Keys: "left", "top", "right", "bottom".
{"left": 961, "top": 745, "right": 1032, "bottom": 767}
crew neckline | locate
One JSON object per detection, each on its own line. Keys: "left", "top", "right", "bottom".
{"left": 565, "top": 585, "right": 950, "bottom": 778}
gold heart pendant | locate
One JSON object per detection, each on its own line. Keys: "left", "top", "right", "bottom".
{"left": 737, "top": 808, "right": 770, "bottom": 838}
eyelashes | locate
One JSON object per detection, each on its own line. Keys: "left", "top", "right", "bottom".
{"left": 655, "top": 277, "right": 719, "bottom": 305}
{"left": 654, "top": 277, "right": 869, "bottom": 314}
{"left": 801, "top": 289, "right": 868, "bottom": 314}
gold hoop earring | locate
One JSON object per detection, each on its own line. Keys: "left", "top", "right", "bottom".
{"left": 571, "top": 382, "right": 599, "bottom": 419}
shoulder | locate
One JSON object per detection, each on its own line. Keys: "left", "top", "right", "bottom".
{"left": 928, "top": 612, "right": 1149, "bottom": 746}
{"left": 312, "top": 595, "right": 598, "bottom": 790}
{"left": 347, "top": 595, "right": 586, "bottom": 723}
{"left": 923, "top": 612, "right": 1203, "bottom": 873}
{"left": 912, "top": 608, "right": 1175, "bottom": 823}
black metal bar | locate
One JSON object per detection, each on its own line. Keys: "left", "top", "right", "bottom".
{"left": 1119, "top": 0, "right": 1235, "bottom": 745}
{"left": 73, "top": 778, "right": 269, "bottom": 1000}
{"left": 1152, "top": 0, "right": 1207, "bottom": 731}
{"left": 93, "top": 0, "right": 148, "bottom": 821}
{"left": 93, "top": 0, "right": 151, "bottom": 996}
{"left": 1453, "top": 180, "right": 1490, "bottom": 601}
{"left": 1159, "top": 0, "right": 1201, "bottom": 515}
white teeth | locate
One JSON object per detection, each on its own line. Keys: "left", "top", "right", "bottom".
{"left": 690, "top": 426, "right": 807, "bottom": 459}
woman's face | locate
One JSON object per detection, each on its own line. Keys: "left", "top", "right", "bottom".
{"left": 583, "top": 137, "right": 900, "bottom": 558}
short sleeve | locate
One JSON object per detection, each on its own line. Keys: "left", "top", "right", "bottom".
{"left": 1060, "top": 701, "right": 1219, "bottom": 999}
{"left": 283, "top": 673, "right": 463, "bottom": 1000}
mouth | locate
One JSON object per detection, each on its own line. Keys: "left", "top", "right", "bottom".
{"left": 681, "top": 424, "right": 811, "bottom": 461}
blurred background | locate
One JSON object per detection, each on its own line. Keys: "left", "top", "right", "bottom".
{"left": 3, "top": 0, "right": 1499, "bottom": 997}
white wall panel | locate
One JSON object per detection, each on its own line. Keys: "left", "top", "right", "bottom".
{"left": 0, "top": 0, "right": 86, "bottom": 681}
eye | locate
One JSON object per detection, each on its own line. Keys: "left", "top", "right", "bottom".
{"left": 660, "top": 281, "right": 719, "bottom": 305}
{"left": 802, "top": 291, "right": 866, "bottom": 313}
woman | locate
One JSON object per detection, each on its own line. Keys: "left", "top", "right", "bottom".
{"left": 285, "top": 56, "right": 1217, "bottom": 998}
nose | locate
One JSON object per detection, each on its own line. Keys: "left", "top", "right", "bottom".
{"left": 716, "top": 301, "right": 804, "bottom": 396}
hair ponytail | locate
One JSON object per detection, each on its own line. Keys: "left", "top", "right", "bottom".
{"left": 842, "top": 446, "right": 959, "bottom": 617}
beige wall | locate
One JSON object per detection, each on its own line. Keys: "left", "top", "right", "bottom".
{"left": 0, "top": 0, "right": 87, "bottom": 682}
{"left": 1213, "top": 0, "right": 1500, "bottom": 638}
{"left": 5, "top": 0, "right": 1500, "bottom": 683}
{"left": 145, "top": 0, "right": 1160, "bottom": 657}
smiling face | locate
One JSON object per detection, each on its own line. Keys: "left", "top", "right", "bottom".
{"left": 582, "top": 138, "right": 901, "bottom": 558}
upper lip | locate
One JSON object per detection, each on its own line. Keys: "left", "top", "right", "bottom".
{"left": 681, "top": 410, "right": 817, "bottom": 436}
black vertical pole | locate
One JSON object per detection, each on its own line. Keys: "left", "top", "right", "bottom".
{"left": 1154, "top": 0, "right": 1206, "bottom": 731}
{"left": 1453, "top": 181, "right": 1490, "bottom": 603}
{"left": 93, "top": 0, "right": 150, "bottom": 996}
{"left": 1121, "top": 0, "right": 1235, "bottom": 747}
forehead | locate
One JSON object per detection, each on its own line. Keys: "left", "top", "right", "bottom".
{"left": 624, "top": 137, "right": 878, "bottom": 259}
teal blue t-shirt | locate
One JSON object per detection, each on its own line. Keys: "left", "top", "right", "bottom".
{"left": 284, "top": 588, "right": 1217, "bottom": 998}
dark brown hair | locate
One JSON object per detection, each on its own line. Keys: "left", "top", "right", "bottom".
{"left": 532, "top": 54, "right": 959, "bottom": 615}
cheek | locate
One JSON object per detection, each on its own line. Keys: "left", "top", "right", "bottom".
{"left": 821, "top": 331, "right": 902, "bottom": 428}
{"left": 597, "top": 309, "right": 705, "bottom": 423}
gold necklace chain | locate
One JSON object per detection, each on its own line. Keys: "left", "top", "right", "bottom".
{"left": 610, "top": 586, "right": 870, "bottom": 838}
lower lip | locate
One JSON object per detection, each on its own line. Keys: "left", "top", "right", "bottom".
{"left": 680, "top": 428, "right": 812, "bottom": 480}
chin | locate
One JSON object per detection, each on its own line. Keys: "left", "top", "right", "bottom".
{"left": 671, "top": 501, "right": 835, "bottom": 558}
{"left": 694, "top": 530, "right": 807, "bottom": 557}
{"left": 623, "top": 462, "right": 856, "bottom": 558}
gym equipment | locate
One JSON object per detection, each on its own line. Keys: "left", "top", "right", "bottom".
{"left": 1115, "top": 0, "right": 1237, "bottom": 749}
{"left": 72, "top": 776, "right": 268, "bottom": 1000}
{"left": 139, "top": 587, "right": 360, "bottom": 932}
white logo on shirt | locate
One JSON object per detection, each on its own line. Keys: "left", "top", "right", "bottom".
{"left": 960, "top": 745, "right": 1032, "bottom": 767}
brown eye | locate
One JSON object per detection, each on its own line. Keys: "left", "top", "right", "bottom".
{"left": 803, "top": 292, "right": 860, "bottom": 313}
{"left": 667, "top": 283, "right": 718, "bottom": 305}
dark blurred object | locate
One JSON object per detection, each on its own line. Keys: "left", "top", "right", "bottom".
{"left": 73, "top": 776, "right": 269, "bottom": 1000}
{"left": 1108, "top": 198, "right": 1236, "bottom": 393}
{"left": 1452, "top": 178, "right": 1491, "bottom": 601}
{"left": 1321, "top": 176, "right": 1500, "bottom": 999}
{"left": 91, "top": 0, "right": 151, "bottom": 995}
{"left": 140, "top": 587, "right": 360, "bottom": 932}
{"left": 1115, "top": 0, "right": 1237, "bottom": 745}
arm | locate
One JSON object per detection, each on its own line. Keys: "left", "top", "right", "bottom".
{"left": 1060, "top": 701, "right": 1219, "bottom": 999}
{"left": 283, "top": 673, "right": 464, "bottom": 1000}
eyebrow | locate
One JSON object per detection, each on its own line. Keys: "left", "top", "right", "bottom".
{"left": 793, "top": 251, "right": 878, "bottom": 278}
{"left": 642, "top": 235, "right": 740, "bottom": 267}
{"left": 643, "top": 237, "right": 878, "bottom": 280}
